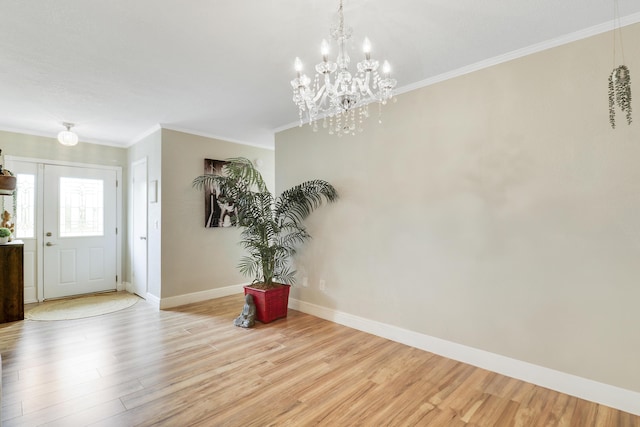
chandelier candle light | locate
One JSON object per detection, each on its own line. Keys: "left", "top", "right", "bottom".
{"left": 291, "top": 0, "right": 397, "bottom": 135}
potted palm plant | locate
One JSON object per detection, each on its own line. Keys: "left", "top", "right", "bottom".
{"left": 193, "top": 157, "right": 338, "bottom": 323}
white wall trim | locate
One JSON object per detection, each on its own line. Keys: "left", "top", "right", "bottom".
{"left": 289, "top": 298, "right": 640, "bottom": 416}
{"left": 144, "top": 293, "right": 161, "bottom": 309}
{"left": 397, "top": 13, "right": 640, "bottom": 98}
{"left": 129, "top": 124, "right": 162, "bottom": 146}
{"left": 160, "top": 126, "right": 275, "bottom": 151}
{"left": 158, "top": 283, "right": 247, "bottom": 309}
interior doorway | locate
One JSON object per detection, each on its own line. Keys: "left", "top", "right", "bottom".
{"left": 131, "top": 158, "right": 148, "bottom": 298}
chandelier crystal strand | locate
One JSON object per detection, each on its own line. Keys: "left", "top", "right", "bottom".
{"left": 291, "top": 0, "right": 397, "bottom": 135}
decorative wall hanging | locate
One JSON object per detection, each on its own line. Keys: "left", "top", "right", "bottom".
{"left": 608, "top": 0, "right": 633, "bottom": 128}
{"left": 203, "top": 159, "right": 237, "bottom": 228}
{"left": 609, "top": 65, "right": 632, "bottom": 128}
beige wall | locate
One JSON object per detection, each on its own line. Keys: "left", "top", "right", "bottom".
{"left": 0, "top": 130, "right": 127, "bottom": 167}
{"left": 276, "top": 24, "right": 640, "bottom": 392}
{"left": 160, "top": 129, "right": 274, "bottom": 298}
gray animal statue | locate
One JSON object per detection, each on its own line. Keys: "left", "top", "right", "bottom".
{"left": 233, "top": 294, "right": 256, "bottom": 328}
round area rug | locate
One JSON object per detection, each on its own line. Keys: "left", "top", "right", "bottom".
{"left": 26, "top": 292, "right": 140, "bottom": 321}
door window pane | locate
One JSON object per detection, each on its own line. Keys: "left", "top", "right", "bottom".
{"left": 59, "top": 177, "right": 104, "bottom": 237}
{"left": 16, "top": 174, "right": 35, "bottom": 238}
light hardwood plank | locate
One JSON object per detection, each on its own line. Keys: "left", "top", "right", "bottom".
{"left": 1, "top": 294, "right": 638, "bottom": 426}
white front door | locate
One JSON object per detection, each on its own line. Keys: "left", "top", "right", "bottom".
{"left": 43, "top": 165, "right": 117, "bottom": 299}
{"left": 132, "top": 159, "right": 148, "bottom": 298}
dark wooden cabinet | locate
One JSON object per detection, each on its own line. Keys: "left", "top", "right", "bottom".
{"left": 0, "top": 241, "right": 24, "bottom": 323}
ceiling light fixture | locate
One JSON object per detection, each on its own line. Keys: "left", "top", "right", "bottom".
{"left": 291, "top": 0, "right": 397, "bottom": 136}
{"left": 57, "top": 122, "right": 79, "bottom": 146}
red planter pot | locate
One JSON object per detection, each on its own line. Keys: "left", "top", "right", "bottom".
{"left": 243, "top": 283, "right": 290, "bottom": 323}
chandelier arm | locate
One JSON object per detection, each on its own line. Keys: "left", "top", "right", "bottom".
{"left": 325, "top": 74, "right": 339, "bottom": 100}
{"left": 313, "top": 84, "right": 328, "bottom": 104}
{"left": 364, "top": 87, "right": 376, "bottom": 100}
{"left": 350, "top": 80, "right": 358, "bottom": 95}
{"left": 359, "top": 73, "right": 373, "bottom": 95}
{"left": 350, "top": 76, "right": 371, "bottom": 101}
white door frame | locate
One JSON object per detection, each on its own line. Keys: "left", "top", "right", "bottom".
{"left": 5, "top": 155, "right": 123, "bottom": 302}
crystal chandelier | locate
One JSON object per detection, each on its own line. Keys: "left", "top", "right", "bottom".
{"left": 291, "top": 0, "right": 397, "bottom": 135}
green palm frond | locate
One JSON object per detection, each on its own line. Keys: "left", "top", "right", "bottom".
{"left": 238, "top": 256, "right": 261, "bottom": 280}
{"left": 275, "top": 180, "right": 338, "bottom": 223}
{"left": 192, "top": 174, "right": 225, "bottom": 191}
{"left": 223, "top": 157, "right": 268, "bottom": 193}
{"left": 193, "top": 157, "right": 337, "bottom": 285}
{"left": 277, "top": 229, "right": 310, "bottom": 250}
{"left": 275, "top": 266, "right": 297, "bottom": 285}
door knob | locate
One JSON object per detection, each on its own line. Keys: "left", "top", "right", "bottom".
{"left": 46, "top": 242, "right": 56, "bottom": 246}
{"left": 140, "top": 236, "right": 147, "bottom": 240}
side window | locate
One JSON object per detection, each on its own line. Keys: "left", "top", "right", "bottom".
{"left": 15, "top": 173, "right": 35, "bottom": 238}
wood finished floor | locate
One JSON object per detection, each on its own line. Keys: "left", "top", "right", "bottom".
{"left": 0, "top": 294, "right": 638, "bottom": 426}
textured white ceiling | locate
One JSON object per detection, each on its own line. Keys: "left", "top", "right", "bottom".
{"left": 1, "top": 0, "right": 639, "bottom": 148}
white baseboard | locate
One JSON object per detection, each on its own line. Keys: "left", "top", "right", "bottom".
{"left": 158, "top": 283, "right": 247, "bottom": 310}
{"left": 144, "top": 293, "right": 161, "bottom": 309}
{"left": 289, "top": 298, "right": 640, "bottom": 416}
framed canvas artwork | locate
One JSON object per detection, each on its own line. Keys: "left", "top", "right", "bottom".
{"left": 203, "top": 159, "right": 237, "bottom": 227}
